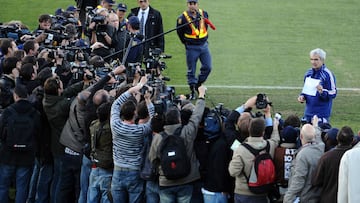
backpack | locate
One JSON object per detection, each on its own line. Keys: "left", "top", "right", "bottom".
{"left": 90, "top": 120, "right": 113, "bottom": 169}
{"left": 242, "top": 140, "right": 276, "bottom": 194}
{"left": 159, "top": 127, "right": 191, "bottom": 180}
{"left": 140, "top": 132, "right": 159, "bottom": 181}
{"left": 203, "top": 109, "right": 223, "bottom": 140}
{"left": 4, "top": 106, "right": 36, "bottom": 151}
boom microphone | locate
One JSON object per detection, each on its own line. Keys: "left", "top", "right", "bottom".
{"left": 196, "top": 10, "right": 216, "bottom": 30}
{"left": 204, "top": 18, "right": 216, "bottom": 30}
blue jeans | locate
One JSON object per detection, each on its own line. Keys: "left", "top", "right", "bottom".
{"left": 28, "top": 159, "right": 53, "bottom": 203}
{"left": 202, "top": 188, "right": 229, "bottom": 203}
{"left": 159, "top": 184, "right": 193, "bottom": 203}
{"left": 234, "top": 193, "right": 269, "bottom": 203}
{"left": 0, "top": 163, "right": 33, "bottom": 203}
{"left": 55, "top": 153, "right": 82, "bottom": 203}
{"left": 50, "top": 157, "right": 61, "bottom": 203}
{"left": 111, "top": 168, "right": 145, "bottom": 203}
{"left": 88, "top": 167, "right": 113, "bottom": 203}
{"left": 78, "top": 155, "right": 92, "bottom": 203}
{"left": 145, "top": 180, "right": 160, "bottom": 203}
{"left": 34, "top": 162, "right": 53, "bottom": 203}
{"left": 27, "top": 159, "right": 40, "bottom": 203}
{"left": 185, "top": 42, "right": 212, "bottom": 85}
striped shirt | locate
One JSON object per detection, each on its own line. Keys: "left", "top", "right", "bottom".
{"left": 110, "top": 91, "right": 154, "bottom": 170}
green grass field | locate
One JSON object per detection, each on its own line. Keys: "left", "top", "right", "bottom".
{"left": 1, "top": 0, "right": 359, "bottom": 131}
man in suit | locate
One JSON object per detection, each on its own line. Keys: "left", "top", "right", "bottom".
{"left": 129, "top": 0, "right": 165, "bottom": 59}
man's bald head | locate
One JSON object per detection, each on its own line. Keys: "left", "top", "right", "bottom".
{"left": 300, "top": 124, "right": 316, "bottom": 144}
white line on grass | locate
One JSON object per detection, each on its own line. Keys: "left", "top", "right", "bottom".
{"left": 170, "top": 85, "right": 360, "bottom": 91}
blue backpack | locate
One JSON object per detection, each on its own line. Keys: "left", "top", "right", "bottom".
{"left": 203, "top": 109, "right": 225, "bottom": 140}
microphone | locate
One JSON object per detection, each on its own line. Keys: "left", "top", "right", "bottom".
{"left": 162, "top": 76, "right": 170, "bottom": 81}
{"left": 196, "top": 10, "right": 216, "bottom": 30}
{"left": 160, "top": 54, "right": 172, "bottom": 59}
{"left": 204, "top": 18, "right": 216, "bottom": 30}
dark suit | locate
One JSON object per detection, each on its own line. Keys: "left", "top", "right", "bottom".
{"left": 129, "top": 6, "right": 165, "bottom": 58}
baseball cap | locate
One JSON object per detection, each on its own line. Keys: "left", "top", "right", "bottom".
{"left": 326, "top": 128, "right": 339, "bottom": 142}
{"left": 66, "top": 5, "right": 77, "bottom": 13}
{"left": 187, "top": 0, "right": 198, "bottom": 2}
{"left": 128, "top": 16, "right": 140, "bottom": 28}
{"left": 281, "top": 126, "right": 299, "bottom": 144}
{"left": 319, "top": 122, "right": 332, "bottom": 133}
{"left": 117, "top": 3, "right": 127, "bottom": 11}
{"left": 55, "top": 8, "right": 64, "bottom": 16}
{"left": 104, "top": 0, "right": 116, "bottom": 5}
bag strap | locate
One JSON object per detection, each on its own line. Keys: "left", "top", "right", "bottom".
{"left": 160, "top": 126, "right": 183, "bottom": 138}
{"left": 241, "top": 140, "right": 270, "bottom": 181}
{"left": 242, "top": 140, "right": 270, "bottom": 156}
{"left": 73, "top": 104, "right": 84, "bottom": 135}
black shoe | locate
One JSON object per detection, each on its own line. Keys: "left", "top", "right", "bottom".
{"left": 189, "top": 91, "right": 196, "bottom": 100}
{"left": 189, "top": 84, "right": 197, "bottom": 100}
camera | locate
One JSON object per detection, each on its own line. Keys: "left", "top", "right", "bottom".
{"left": 47, "top": 49, "right": 64, "bottom": 59}
{"left": 140, "top": 85, "right": 154, "bottom": 96}
{"left": 256, "top": 93, "right": 272, "bottom": 109}
{"left": 71, "top": 62, "right": 95, "bottom": 81}
{"left": 126, "top": 62, "right": 144, "bottom": 82}
{"left": 144, "top": 48, "right": 170, "bottom": 75}
{"left": 0, "top": 24, "right": 31, "bottom": 43}
{"left": 91, "top": 15, "right": 106, "bottom": 24}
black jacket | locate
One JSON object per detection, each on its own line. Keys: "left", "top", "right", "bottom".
{"left": 129, "top": 6, "right": 165, "bottom": 58}
{"left": 0, "top": 74, "right": 15, "bottom": 109}
{"left": 0, "top": 99, "right": 42, "bottom": 166}
{"left": 43, "top": 81, "right": 84, "bottom": 157}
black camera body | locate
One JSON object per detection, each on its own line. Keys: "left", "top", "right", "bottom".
{"left": 72, "top": 62, "right": 95, "bottom": 81}
{"left": 92, "top": 15, "right": 106, "bottom": 24}
{"left": 144, "top": 48, "right": 169, "bottom": 74}
{"left": 256, "top": 93, "right": 272, "bottom": 109}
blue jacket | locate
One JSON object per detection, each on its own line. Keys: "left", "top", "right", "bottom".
{"left": 301, "top": 64, "right": 336, "bottom": 120}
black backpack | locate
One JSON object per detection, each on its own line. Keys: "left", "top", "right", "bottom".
{"left": 4, "top": 106, "right": 36, "bottom": 151}
{"left": 159, "top": 127, "right": 191, "bottom": 180}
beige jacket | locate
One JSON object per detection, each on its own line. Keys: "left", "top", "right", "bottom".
{"left": 228, "top": 129, "right": 280, "bottom": 196}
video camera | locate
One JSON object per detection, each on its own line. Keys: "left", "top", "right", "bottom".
{"left": 71, "top": 61, "right": 95, "bottom": 82}
{"left": 256, "top": 93, "right": 272, "bottom": 109}
{"left": 0, "top": 23, "right": 31, "bottom": 43}
{"left": 144, "top": 48, "right": 171, "bottom": 75}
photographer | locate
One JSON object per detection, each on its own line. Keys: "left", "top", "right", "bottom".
{"left": 110, "top": 75, "right": 154, "bottom": 203}
{"left": 27, "top": 14, "right": 52, "bottom": 44}
{"left": 89, "top": 8, "right": 115, "bottom": 61}
{"left": 59, "top": 64, "right": 125, "bottom": 203}
{"left": 225, "top": 94, "right": 275, "bottom": 148}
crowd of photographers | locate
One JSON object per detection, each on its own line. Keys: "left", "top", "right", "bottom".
{"left": 1, "top": 1, "right": 360, "bottom": 203}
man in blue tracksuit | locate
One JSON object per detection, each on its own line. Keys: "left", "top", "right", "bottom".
{"left": 176, "top": 0, "right": 213, "bottom": 100}
{"left": 298, "top": 48, "right": 337, "bottom": 124}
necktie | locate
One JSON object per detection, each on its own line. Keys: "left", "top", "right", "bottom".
{"left": 140, "top": 11, "right": 145, "bottom": 35}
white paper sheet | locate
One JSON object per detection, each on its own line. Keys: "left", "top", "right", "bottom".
{"left": 302, "top": 77, "right": 320, "bottom": 96}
